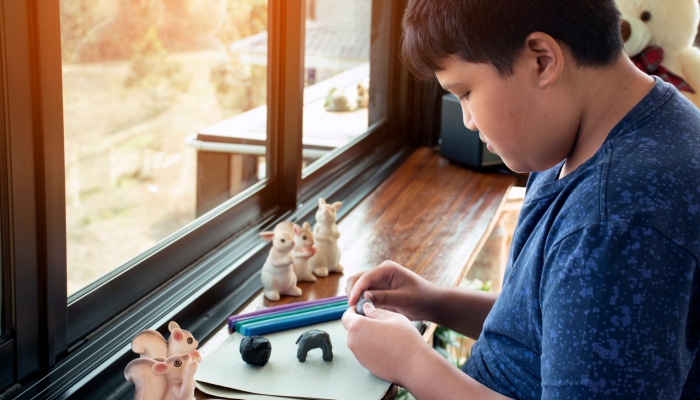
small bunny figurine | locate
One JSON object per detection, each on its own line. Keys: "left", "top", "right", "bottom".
{"left": 292, "top": 222, "right": 318, "bottom": 282}
{"left": 310, "top": 198, "right": 344, "bottom": 277}
{"left": 131, "top": 321, "right": 201, "bottom": 363}
{"left": 125, "top": 353, "right": 198, "bottom": 400}
{"left": 260, "top": 222, "right": 303, "bottom": 301}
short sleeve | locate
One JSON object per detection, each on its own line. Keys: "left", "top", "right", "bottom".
{"left": 540, "top": 221, "right": 698, "bottom": 399}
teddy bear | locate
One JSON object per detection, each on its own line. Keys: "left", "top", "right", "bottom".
{"left": 616, "top": 0, "right": 700, "bottom": 109}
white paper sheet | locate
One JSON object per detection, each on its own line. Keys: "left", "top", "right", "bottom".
{"left": 194, "top": 320, "right": 391, "bottom": 400}
{"left": 196, "top": 381, "right": 304, "bottom": 399}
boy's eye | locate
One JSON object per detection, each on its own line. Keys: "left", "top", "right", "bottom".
{"left": 640, "top": 11, "right": 651, "bottom": 22}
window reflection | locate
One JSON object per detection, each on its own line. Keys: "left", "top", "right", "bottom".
{"left": 61, "top": 0, "right": 268, "bottom": 295}
{"left": 302, "top": 0, "right": 372, "bottom": 172}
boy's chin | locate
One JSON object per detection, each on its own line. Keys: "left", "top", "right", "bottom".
{"left": 500, "top": 157, "right": 529, "bottom": 174}
{"left": 501, "top": 157, "right": 547, "bottom": 174}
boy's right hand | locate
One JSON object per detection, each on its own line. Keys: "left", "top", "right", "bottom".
{"left": 345, "top": 260, "right": 441, "bottom": 322}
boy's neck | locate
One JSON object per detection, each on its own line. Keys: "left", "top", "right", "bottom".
{"left": 560, "top": 55, "right": 655, "bottom": 178}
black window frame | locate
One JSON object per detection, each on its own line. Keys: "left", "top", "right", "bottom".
{"left": 0, "top": 0, "right": 426, "bottom": 397}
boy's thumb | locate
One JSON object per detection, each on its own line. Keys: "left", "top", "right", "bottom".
{"left": 363, "top": 302, "right": 394, "bottom": 321}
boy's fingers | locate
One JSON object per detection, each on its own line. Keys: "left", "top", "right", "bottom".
{"left": 345, "top": 272, "right": 364, "bottom": 300}
{"left": 342, "top": 306, "right": 359, "bottom": 330}
{"left": 363, "top": 303, "right": 396, "bottom": 321}
{"left": 365, "top": 289, "right": 410, "bottom": 309}
{"left": 348, "top": 269, "right": 395, "bottom": 305}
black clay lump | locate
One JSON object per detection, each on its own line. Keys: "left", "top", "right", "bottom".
{"left": 240, "top": 336, "right": 272, "bottom": 366}
{"left": 356, "top": 291, "right": 373, "bottom": 316}
{"left": 296, "top": 329, "right": 333, "bottom": 362}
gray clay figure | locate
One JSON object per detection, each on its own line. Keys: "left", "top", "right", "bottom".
{"left": 356, "top": 292, "right": 373, "bottom": 316}
{"left": 240, "top": 336, "right": 272, "bottom": 366}
{"left": 296, "top": 329, "right": 333, "bottom": 362}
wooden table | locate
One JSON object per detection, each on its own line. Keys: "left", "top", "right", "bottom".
{"left": 189, "top": 64, "right": 372, "bottom": 217}
{"left": 195, "top": 147, "right": 516, "bottom": 399}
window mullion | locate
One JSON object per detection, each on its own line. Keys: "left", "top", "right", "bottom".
{"left": 268, "top": 0, "right": 305, "bottom": 210}
{"left": 34, "top": 0, "right": 68, "bottom": 364}
{"left": 2, "top": 0, "right": 43, "bottom": 382}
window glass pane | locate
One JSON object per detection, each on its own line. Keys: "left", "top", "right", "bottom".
{"left": 61, "top": 0, "right": 268, "bottom": 296}
{"left": 0, "top": 212, "right": 2, "bottom": 336}
{"left": 301, "top": 0, "right": 372, "bottom": 173}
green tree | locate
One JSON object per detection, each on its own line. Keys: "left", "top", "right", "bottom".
{"left": 124, "top": 26, "right": 190, "bottom": 113}
{"left": 211, "top": 0, "right": 268, "bottom": 113}
{"left": 59, "top": 0, "right": 109, "bottom": 63}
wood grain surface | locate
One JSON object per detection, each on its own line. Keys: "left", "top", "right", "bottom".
{"left": 195, "top": 147, "right": 515, "bottom": 399}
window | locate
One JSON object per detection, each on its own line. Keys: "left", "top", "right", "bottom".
{"left": 301, "top": 0, "right": 372, "bottom": 173}
{"left": 60, "top": 0, "right": 269, "bottom": 296}
{"left": 2, "top": 0, "right": 412, "bottom": 397}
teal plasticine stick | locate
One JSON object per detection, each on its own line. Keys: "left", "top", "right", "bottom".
{"left": 238, "top": 303, "right": 349, "bottom": 333}
{"left": 238, "top": 303, "right": 349, "bottom": 336}
{"left": 234, "top": 300, "right": 348, "bottom": 331}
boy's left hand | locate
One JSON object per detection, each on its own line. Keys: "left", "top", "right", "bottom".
{"left": 342, "top": 302, "right": 430, "bottom": 386}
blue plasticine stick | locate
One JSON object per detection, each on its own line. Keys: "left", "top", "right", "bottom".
{"left": 239, "top": 304, "right": 348, "bottom": 336}
{"left": 227, "top": 295, "right": 348, "bottom": 329}
{"left": 233, "top": 300, "right": 349, "bottom": 331}
{"left": 238, "top": 303, "right": 349, "bottom": 334}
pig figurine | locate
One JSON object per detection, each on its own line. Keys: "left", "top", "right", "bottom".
{"left": 260, "top": 222, "right": 302, "bottom": 301}
{"left": 310, "top": 198, "right": 344, "bottom": 277}
{"left": 131, "top": 321, "right": 201, "bottom": 363}
{"left": 124, "top": 353, "right": 198, "bottom": 400}
{"left": 292, "top": 222, "right": 318, "bottom": 282}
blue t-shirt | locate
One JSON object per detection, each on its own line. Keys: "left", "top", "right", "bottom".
{"left": 463, "top": 78, "right": 700, "bottom": 399}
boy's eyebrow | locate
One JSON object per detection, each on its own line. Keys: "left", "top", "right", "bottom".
{"left": 439, "top": 81, "right": 465, "bottom": 93}
{"left": 440, "top": 83, "right": 456, "bottom": 92}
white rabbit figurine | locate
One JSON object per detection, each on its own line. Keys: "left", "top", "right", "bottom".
{"left": 260, "top": 222, "right": 302, "bottom": 301}
{"left": 292, "top": 222, "right": 318, "bottom": 282}
{"left": 310, "top": 198, "right": 343, "bottom": 277}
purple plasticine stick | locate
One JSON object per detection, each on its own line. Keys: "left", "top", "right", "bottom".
{"left": 228, "top": 295, "right": 347, "bottom": 329}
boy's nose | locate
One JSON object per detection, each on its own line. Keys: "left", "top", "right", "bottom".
{"left": 462, "top": 108, "right": 477, "bottom": 131}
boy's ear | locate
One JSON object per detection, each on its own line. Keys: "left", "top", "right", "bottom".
{"left": 523, "top": 32, "right": 564, "bottom": 89}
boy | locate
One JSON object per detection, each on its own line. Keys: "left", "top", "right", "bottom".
{"left": 342, "top": 0, "right": 700, "bottom": 399}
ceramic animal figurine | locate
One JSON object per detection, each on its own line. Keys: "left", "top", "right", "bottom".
{"left": 292, "top": 222, "right": 318, "bottom": 282}
{"left": 240, "top": 335, "right": 272, "bottom": 366}
{"left": 124, "top": 353, "right": 198, "bottom": 400}
{"left": 131, "top": 321, "right": 201, "bottom": 363}
{"left": 309, "top": 198, "right": 343, "bottom": 277}
{"left": 296, "top": 329, "right": 333, "bottom": 362}
{"left": 260, "top": 222, "right": 302, "bottom": 301}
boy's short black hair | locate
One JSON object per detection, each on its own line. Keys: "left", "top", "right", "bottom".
{"left": 402, "top": 0, "right": 624, "bottom": 80}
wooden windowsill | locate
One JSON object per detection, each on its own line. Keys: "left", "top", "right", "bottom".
{"left": 195, "top": 147, "right": 515, "bottom": 399}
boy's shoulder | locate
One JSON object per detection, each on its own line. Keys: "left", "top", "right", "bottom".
{"left": 527, "top": 80, "right": 700, "bottom": 254}
{"left": 593, "top": 81, "right": 699, "bottom": 253}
